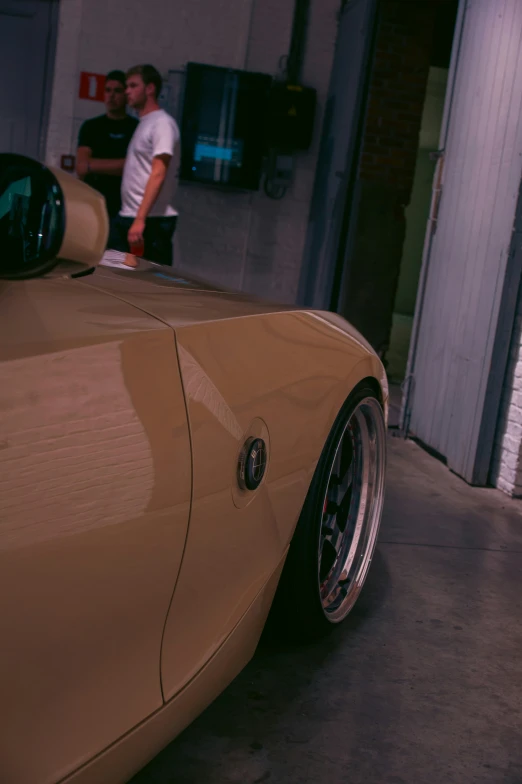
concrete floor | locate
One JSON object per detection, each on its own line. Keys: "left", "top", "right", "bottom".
{"left": 131, "top": 435, "right": 522, "bottom": 784}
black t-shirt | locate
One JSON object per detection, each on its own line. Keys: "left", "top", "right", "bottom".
{"left": 77, "top": 114, "right": 139, "bottom": 217}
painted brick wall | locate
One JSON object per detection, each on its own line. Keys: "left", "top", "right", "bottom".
{"left": 491, "top": 303, "right": 522, "bottom": 496}
{"left": 338, "top": 0, "right": 438, "bottom": 354}
{"left": 359, "top": 1, "right": 436, "bottom": 199}
{"left": 45, "top": 0, "right": 339, "bottom": 303}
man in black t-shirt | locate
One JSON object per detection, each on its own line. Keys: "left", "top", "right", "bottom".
{"left": 76, "top": 70, "right": 139, "bottom": 217}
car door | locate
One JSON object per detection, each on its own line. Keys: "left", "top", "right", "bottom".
{"left": 0, "top": 276, "right": 191, "bottom": 784}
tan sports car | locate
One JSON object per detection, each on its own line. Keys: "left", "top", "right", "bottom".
{"left": 0, "top": 154, "right": 388, "bottom": 784}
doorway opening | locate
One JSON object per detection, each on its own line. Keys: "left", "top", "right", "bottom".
{"left": 327, "top": 1, "right": 459, "bottom": 431}
{"left": 386, "top": 2, "right": 458, "bottom": 384}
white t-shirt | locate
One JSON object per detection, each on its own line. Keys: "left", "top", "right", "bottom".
{"left": 120, "top": 109, "right": 180, "bottom": 218}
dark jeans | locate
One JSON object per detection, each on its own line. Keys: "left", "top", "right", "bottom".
{"left": 108, "top": 215, "right": 178, "bottom": 266}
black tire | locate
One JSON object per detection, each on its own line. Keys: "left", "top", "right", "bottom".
{"left": 271, "top": 383, "right": 387, "bottom": 641}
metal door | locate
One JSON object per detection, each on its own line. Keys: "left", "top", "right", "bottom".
{"left": 298, "top": 0, "right": 378, "bottom": 309}
{"left": 0, "top": 0, "right": 58, "bottom": 157}
{"left": 402, "top": 0, "right": 522, "bottom": 485}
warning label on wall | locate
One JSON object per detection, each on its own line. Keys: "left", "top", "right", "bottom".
{"left": 79, "top": 72, "right": 106, "bottom": 102}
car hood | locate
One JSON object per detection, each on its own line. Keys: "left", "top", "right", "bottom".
{"left": 79, "top": 260, "right": 377, "bottom": 356}
{"left": 80, "top": 261, "right": 299, "bottom": 326}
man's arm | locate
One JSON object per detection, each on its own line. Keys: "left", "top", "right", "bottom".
{"left": 127, "top": 154, "right": 171, "bottom": 245}
{"left": 76, "top": 146, "right": 126, "bottom": 179}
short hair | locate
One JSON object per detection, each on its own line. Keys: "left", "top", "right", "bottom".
{"left": 105, "top": 70, "right": 126, "bottom": 87}
{"left": 126, "top": 64, "right": 163, "bottom": 99}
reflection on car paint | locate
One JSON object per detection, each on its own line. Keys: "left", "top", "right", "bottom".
{"left": 177, "top": 344, "right": 243, "bottom": 441}
{"left": 0, "top": 340, "right": 154, "bottom": 549}
{"left": 152, "top": 272, "right": 193, "bottom": 284}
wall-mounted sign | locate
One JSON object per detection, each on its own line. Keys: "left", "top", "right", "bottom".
{"left": 79, "top": 72, "right": 106, "bottom": 102}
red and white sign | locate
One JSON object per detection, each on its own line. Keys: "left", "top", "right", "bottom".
{"left": 79, "top": 72, "right": 106, "bottom": 102}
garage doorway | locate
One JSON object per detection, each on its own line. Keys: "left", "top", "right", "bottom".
{"left": 386, "top": 3, "right": 458, "bottom": 383}
{"left": 0, "top": 0, "right": 59, "bottom": 158}
{"left": 385, "top": 71, "right": 449, "bottom": 382}
{"left": 322, "top": 2, "right": 460, "bottom": 388}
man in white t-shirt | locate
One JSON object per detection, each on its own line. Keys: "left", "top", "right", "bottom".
{"left": 108, "top": 64, "right": 180, "bottom": 266}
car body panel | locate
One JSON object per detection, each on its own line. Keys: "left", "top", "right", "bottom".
{"left": 63, "top": 552, "right": 287, "bottom": 784}
{"left": 160, "top": 314, "right": 383, "bottom": 699}
{"left": 81, "top": 263, "right": 386, "bottom": 703}
{"left": 0, "top": 277, "right": 192, "bottom": 784}
{"left": 0, "top": 259, "right": 386, "bottom": 784}
{"left": 80, "top": 264, "right": 386, "bottom": 702}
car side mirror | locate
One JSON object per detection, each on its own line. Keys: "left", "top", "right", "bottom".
{"left": 0, "top": 153, "right": 109, "bottom": 280}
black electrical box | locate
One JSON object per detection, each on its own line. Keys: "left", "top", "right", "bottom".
{"left": 180, "top": 62, "right": 272, "bottom": 190}
{"left": 266, "top": 82, "right": 317, "bottom": 151}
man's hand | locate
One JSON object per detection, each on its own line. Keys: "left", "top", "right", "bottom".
{"left": 76, "top": 147, "right": 92, "bottom": 180}
{"left": 132, "top": 155, "right": 171, "bottom": 224}
{"left": 76, "top": 147, "right": 126, "bottom": 179}
{"left": 76, "top": 159, "right": 89, "bottom": 178}
{"left": 128, "top": 218, "right": 146, "bottom": 248}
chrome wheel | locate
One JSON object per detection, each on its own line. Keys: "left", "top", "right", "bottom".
{"left": 318, "top": 397, "right": 386, "bottom": 623}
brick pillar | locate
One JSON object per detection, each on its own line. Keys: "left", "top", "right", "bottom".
{"left": 338, "top": 0, "right": 438, "bottom": 356}
{"left": 491, "top": 292, "right": 522, "bottom": 496}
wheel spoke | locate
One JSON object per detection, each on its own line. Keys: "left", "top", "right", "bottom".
{"left": 319, "top": 426, "right": 357, "bottom": 583}
{"left": 316, "top": 398, "right": 386, "bottom": 623}
{"left": 321, "top": 515, "right": 343, "bottom": 556}
{"left": 335, "top": 482, "right": 354, "bottom": 533}
{"left": 339, "top": 428, "right": 354, "bottom": 482}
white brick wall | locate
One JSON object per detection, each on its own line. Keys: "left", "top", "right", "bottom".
{"left": 491, "top": 307, "right": 522, "bottom": 496}
{"left": 44, "top": 0, "right": 339, "bottom": 303}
